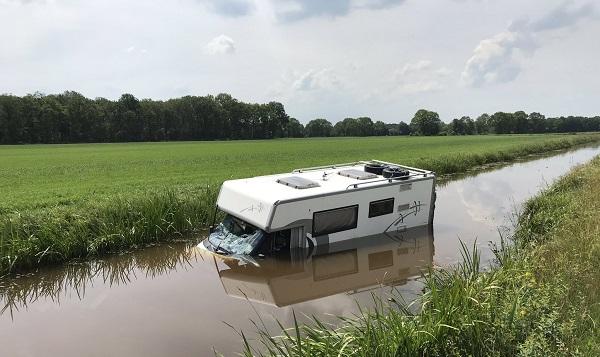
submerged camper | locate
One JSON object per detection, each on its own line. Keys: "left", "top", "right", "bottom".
{"left": 201, "top": 160, "right": 436, "bottom": 256}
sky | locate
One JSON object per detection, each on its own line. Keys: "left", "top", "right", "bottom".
{"left": 0, "top": 0, "right": 599, "bottom": 123}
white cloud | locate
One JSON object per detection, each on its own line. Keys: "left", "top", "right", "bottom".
{"left": 461, "top": 1, "right": 596, "bottom": 87}
{"left": 204, "top": 34, "right": 235, "bottom": 55}
{"left": 461, "top": 31, "right": 535, "bottom": 87}
{"left": 292, "top": 68, "right": 341, "bottom": 91}
{"left": 392, "top": 60, "right": 452, "bottom": 94}
{"left": 398, "top": 60, "right": 432, "bottom": 76}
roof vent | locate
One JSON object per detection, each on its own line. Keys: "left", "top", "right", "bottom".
{"left": 338, "top": 169, "right": 378, "bottom": 180}
{"left": 276, "top": 176, "right": 320, "bottom": 189}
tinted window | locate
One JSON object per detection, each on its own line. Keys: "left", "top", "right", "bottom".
{"left": 313, "top": 205, "right": 358, "bottom": 236}
{"left": 369, "top": 198, "right": 395, "bottom": 218}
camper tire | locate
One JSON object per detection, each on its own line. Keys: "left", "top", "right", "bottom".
{"left": 364, "top": 163, "right": 387, "bottom": 175}
{"left": 382, "top": 167, "right": 410, "bottom": 179}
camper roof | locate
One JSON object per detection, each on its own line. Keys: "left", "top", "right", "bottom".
{"left": 216, "top": 160, "right": 434, "bottom": 230}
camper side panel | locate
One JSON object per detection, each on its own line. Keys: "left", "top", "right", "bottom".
{"left": 269, "top": 178, "right": 434, "bottom": 244}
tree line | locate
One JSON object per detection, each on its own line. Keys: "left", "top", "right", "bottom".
{"left": 0, "top": 92, "right": 598, "bottom": 144}
{"left": 305, "top": 110, "right": 600, "bottom": 137}
{"left": 402, "top": 109, "right": 600, "bottom": 136}
{"left": 0, "top": 92, "right": 291, "bottom": 144}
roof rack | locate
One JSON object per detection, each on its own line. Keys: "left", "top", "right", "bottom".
{"left": 369, "top": 159, "right": 430, "bottom": 174}
{"left": 292, "top": 160, "right": 431, "bottom": 174}
{"left": 345, "top": 172, "right": 427, "bottom": 190}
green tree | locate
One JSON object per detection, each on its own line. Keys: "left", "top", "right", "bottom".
{"left": 398, "top": 121, "right": 411, "bottom": 135}
{"left": 373, "top": 121, "right": 388, "bottom": 136}
{"left": 438, "top": 122, "right": 450, "bottom": 136}
{"left": 305, "top": 118, "right": 333, "bottom": 137}
{"left": 215, "top": 93, "right": 239, "bottom": 139}
{"left": 116, "top": 93, "right": 143, "bottom": 141}
{"left": 514, "top": 111, "right": 529, "bottom": 133}
{"left": 261, "top": 101, "right": 289, "bottom": 139}
{"left": 463, "top": 116, "right": 475, "bottom": 135}
{"left": 0, "top": 95, "right": 25, "bottom": 144}
{"left": 528, "top": 112, "right": 546, "bottom": 133}
{"left": 449, "top": 118, "right": 466, "bottom": 135}
{"left": 410, "top": 109, "right": 441, "bottom": 136}
{"left": 0, "top": 97, "right": 7, "bottom": 143}
{"left": 335, "top": 118, "right": 361, "bottom": 136}
{"left": 356, "top": 117, "right": 374, "bottom": 136}
{"left": 490, "top": 112, "right": 516, "bottom": 134}
{"left": 475, "top": 114, "right": 490, "bottom": 134}
{"left": 333, "top": 121, "right": 346, "bottom": 136}
{"left": 286, "top": 118, "right": 305, "bottom": 137}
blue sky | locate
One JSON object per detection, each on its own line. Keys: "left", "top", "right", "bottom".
{"left": 0, "top": 0, "right": 598, "bottom": 123}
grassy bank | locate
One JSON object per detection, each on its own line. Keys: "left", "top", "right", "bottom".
{"left": 240, "top": 156, "right": 600, "bottom": 356}
{"left": 1, "top": 134, "right": 599, "bottom": 275}
{"left": 0, "top": 189, "right": 217, "bottom": 275}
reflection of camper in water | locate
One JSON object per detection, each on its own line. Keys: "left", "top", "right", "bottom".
{"left": 209, "top": 225, "right": 434, "bottom": 307}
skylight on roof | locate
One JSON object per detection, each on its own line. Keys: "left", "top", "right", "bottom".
{"left": 276, "top": 176, "right": 320, "bottom": 189}
{"left": 338, "top": 169, "right": 378, "bottom": 180}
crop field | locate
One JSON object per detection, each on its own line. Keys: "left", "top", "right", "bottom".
{"left": 1, "top": 133, "right": 598, "bottom": 213}
{"left": 1, "top": 133, "right": 599, "bottom": 274}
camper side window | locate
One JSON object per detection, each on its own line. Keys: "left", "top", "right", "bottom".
{"left": 368, "top": 198, "right": 395, "bottom": 218}
{"left": 312, "top": 205, "right": 359, "bottom": 236}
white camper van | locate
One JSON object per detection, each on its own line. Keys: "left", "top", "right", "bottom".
{"left": 201, "top": 160, "right": 436, "bottom": 256}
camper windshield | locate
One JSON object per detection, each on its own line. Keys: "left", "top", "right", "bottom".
{"left": 207, "top": 215, "right": 265, "bottom": 255}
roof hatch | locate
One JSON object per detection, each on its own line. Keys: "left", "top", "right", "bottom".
{"left": 338, "top": 169, "right": 377, "bottom": 180}
{"left": 276, "top": 176, "right": 320, "bottom": 189}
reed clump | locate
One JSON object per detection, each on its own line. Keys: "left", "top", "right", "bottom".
{"left": 0, "top": 186, "right": 218, "bottom": 274}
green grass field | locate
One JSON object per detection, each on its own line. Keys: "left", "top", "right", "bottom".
{"left": 1, "top": 133, "right": 600, "bottom": 274}
{"left": 1, "top": 134, "right": 598, "bottom": 213}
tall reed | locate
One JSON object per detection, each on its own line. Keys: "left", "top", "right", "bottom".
{"left": 239, "top": 239, "right": 582, "bottom": 356}
{"left": 0, "top": 185, "right": 218, "bottom": 274}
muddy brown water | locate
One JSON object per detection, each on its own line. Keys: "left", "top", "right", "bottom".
{"left": 1, "top": 145, "right": 599, "bottom": 356}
